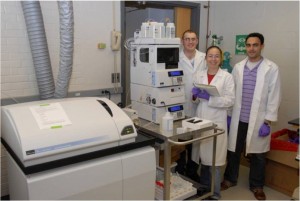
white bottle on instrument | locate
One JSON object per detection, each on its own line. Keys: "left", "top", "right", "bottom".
{"left": 166, "top": 22, "right": 175, "bottom": 38}
{"left": 162, "top": 112, "right": 174, "bottom": 132}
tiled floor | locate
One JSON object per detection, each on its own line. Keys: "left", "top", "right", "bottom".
{"left": 220, "top": 165, "right": 292, "bottom": 200}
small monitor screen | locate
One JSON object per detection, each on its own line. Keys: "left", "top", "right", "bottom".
{"left": 168, "top": 105, "right": 183, "bottom": 112}
{"left": 168, "top": 70, "right": 183, "bottom": 77}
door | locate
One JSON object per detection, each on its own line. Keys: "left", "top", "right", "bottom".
{"left": 174, "top": 7, "right": 192, "bottom": 38}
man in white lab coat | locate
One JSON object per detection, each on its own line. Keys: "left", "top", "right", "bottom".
{"left": 175, "top": 30, "right": 206, "bottom": 181}
{"left": 221, "top": 33, "right": 281, "bottom": 201}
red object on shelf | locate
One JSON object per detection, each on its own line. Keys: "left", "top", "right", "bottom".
{"left": 270, "top": 129, "right": 298, "bottom": 152}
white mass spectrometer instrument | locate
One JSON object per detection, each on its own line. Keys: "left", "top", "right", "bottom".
{"left": 1, "top": 97, "right": 156, "bottom": 200}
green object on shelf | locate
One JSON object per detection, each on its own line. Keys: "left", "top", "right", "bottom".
{"left": 221, "top": 51, "right": 233, "bottom": 73}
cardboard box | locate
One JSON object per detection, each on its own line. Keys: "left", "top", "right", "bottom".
{"left": 240, "top": 131, "right": 299, "bottom": 196}
{"left": 265, "top": 150, "right": 299, "bottom": 196}
{"left": 158, "top": 146, "right": 186, "bottom": 168}
{"left": 267, "top": 129, "right": 299, "bottom": 196}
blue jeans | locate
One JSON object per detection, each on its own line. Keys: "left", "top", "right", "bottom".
{"left": 223, "top": 121, "right": 266, "bottom": 189}
{"left": 200, "top": 164, "right": 221, "bottom": 199}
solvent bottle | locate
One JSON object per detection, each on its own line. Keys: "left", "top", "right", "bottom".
{"left": 141, "top": 22, "right": 150, "bottom": 38}
{"left": 155, "top": 22, "right": 165, "bottom": 38}
{"left": 166, "top": 23, "right": 175, "bottom": 38}
{"left": 162, "top": 112, "right": 174, "bottom": 132}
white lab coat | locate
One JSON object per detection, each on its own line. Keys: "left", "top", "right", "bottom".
{"left": 228, "top": 57, "right": 281, "bottom": 155}
{"left": 192, "top": 69, "right": 235, "bottom": 166}
{"left": 179, "top": 49, "right": 206, "bottom": 117}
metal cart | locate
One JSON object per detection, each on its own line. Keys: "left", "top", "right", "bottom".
{"left": 135, "top": 119, "right": 225, "bottom": 200}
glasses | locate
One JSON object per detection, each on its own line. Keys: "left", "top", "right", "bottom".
{"left": 207, "top": 54, "right": 221, "bottom": 59}
{"left": 183, "top": 38, "right": 197, "bottom": 42}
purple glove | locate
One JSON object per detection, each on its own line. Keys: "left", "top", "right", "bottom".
{"left": 227, "top": 116, "right": 231, "bottom": 132}
{"left": 192, "top": 87, "right": 201, "bottom": 97}
{"left": 259, "top": 122, "right": 271, "bottom": 137}
{"left": 197, "top": 90, "right": 210, "bottom": 100}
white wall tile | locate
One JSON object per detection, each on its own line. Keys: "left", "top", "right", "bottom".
{"left": 1, "top": 1, "right": 122, "bottom": 99}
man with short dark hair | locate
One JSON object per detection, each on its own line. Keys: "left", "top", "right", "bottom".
{"left": 221, "top": 33, "right": 281, "bottom": 200}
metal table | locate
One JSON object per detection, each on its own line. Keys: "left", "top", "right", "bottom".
{"left": 135, "top": 118, "right": 225, "bottom": 200}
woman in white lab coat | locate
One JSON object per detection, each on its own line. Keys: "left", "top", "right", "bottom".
{"left": 191, "top": 46, "right": 235, "bottom": 199}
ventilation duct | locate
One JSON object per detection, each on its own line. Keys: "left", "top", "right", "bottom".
{"left": 21, "top": 1, "right": 55, "bottom": 100}
{"left": 54, "top": 1, "right": 74, "bottom": 99}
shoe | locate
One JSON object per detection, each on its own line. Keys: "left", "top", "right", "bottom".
{"left": 251, "top": 188, "right": 266, "bottom": 200}
{"left": 208, "top": 196, "right": 219, "bottom": 200}
{"left": 202, "top": 196, "right": 219, "bottom": 200}
{"left": 197, "top": 187, "right": 210, "bottom": 196}
{"left": 187, "top": 173, "right": 200, "bottom": 182}
{"left": 220, "top": 180, "right": 236, "bottom": 191}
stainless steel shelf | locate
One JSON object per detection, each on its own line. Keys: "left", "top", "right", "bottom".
{"left": 135, "top": 118, "right": 225, "bottom": 200}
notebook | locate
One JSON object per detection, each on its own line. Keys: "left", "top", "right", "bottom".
{"left": 193, "top": 83, "right": 220, "bottom": 97}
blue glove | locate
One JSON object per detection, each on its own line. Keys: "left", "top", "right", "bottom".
{"left": 197, "top": 90, "right": 210, "bottom": 100}
{"left": 227, "top": 116, "right": 231, "bottom": 132}
{"left": 192, "top": 87, "right": 201, "bottom": 97}
{"left": 259, "top": 122, "right": 271, "bottom": 137}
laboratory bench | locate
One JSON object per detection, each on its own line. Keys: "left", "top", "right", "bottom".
{"left": 288, "top": 118, "right": 299, "bottom": 127}
{"left": 135, "top": 118, "right": 225, "bottom": 200}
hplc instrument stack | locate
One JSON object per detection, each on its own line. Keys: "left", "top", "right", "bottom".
{"left": 130, "top": 22, "right": 186, "bottom": 124}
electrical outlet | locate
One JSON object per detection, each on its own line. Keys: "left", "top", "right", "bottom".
{"left": 111, "top": 73, "right": 120, "bottom": 83}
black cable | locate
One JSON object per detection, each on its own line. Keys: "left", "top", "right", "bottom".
{"left": 102, "top": 90, "right": 111, "bottom": 100}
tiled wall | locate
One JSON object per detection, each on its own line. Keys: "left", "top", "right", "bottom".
{"left": 1, "top": 1, "right": 121, "bottom": 100}
{"left": 1, "top": 1, "right": 39, "bottom": 98}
